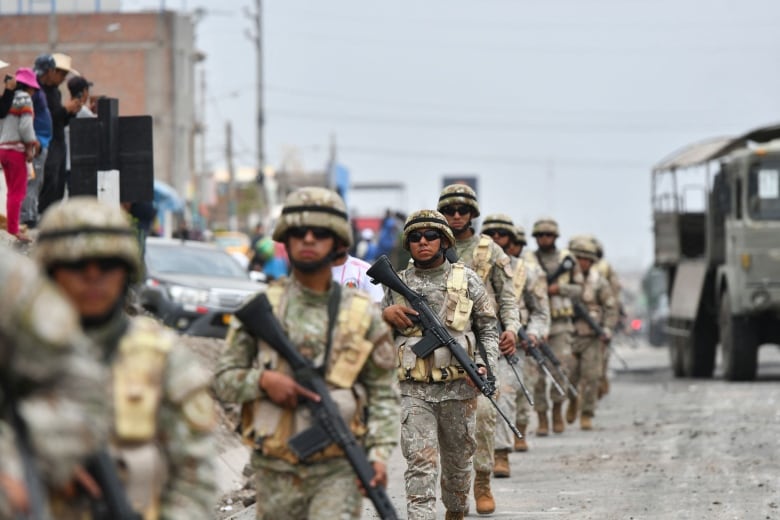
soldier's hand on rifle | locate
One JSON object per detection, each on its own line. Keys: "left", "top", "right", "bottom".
{"left": 60, "top": 465, "right": 102, "bottom": 499}
{"left": 357, "top": 461, "right": 388, "bottom": 496}
{"left": 260, "top": 370, "right": 321, "bottom": 409}
{"left": 382, "top": 304, "right": 418, "bottom": 329}
{"left": 499, "top": 330, "right": 517, "bottom": 356}
{"left": 465, "top": 365, "right": 488, "bottom": 389}
{"left": 548, "top": 283, "right": 560, "bottom": 296}
{"left": 520, "top": 333, "right": 538, "bottom": 352}
{"left": 0, "top": 473, "right": 29, "bottom": 514}
{"left": 600, "top": 330, "right": 612, "bottom": 343}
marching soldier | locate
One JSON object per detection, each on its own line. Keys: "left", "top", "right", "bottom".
{"left": 381, "top": 210, "right": 498, "bottom": 520}
{"left": 566, "top": 237, "right": 618, "bottom": 430}
{"left": 34, "top": 197, "right": 216, "bottom": 519}
{"left": 0, "top": 244, "right": 108, "bottom": 519}
{"left": 214, "top": 187, "right": 399, "bottom": 520}
{"left": 437, "top": 185, "right": 520, "bottom": 514}
{"left": 531, "top": 218, "right": 583, "bottom": 435}
{"left": 592, "top": 237, "right": 623, "bottom": 398}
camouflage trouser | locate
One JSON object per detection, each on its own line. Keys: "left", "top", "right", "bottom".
{"left": 252, "top": 455, "right": 362, "bottom": 520}
{"left": 473, "top": 392, "right": 497, "bottom": 473}
{"left": 601, "top": 341, "right": 610, "bottom": 382}
{"left": 571, "top": 335, "right": 604, "bottom": 415}
{"left": 494, "top": 356, "right": 521, "bottom": 451}
{"left": 401, "top": 395, "right": 477, "bottom": 520}
{"left": 515, "top": 353, "right": 539, "bottom": 426}
{"left": 533, "top": 331, "right": 574, "bottom": 412}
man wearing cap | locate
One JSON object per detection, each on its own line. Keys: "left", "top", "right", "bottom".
{"left": 382, "top": 209, "right": 498, "bottom": 520}
{"left": 531, "top": 218, "right": 583, "bottom": 435}
{"left": 566, "top": 236, "right": 618, "bottom": 430}
{"left": 437, "top": 185, "right": 520, "bottom": 515}
{"left": 36, "top": 53, "right": 81, "bottom": 216}
{"left": 482, "top": 216, "right": 550, "bottom": 455}
{"left": 215, "top": 187, "right": 399, "bottom": 520}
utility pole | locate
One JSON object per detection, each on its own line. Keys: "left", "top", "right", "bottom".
{"left": 226, "top": 121, "right": 237, "bottom": 231}
{"left": 245, "top": 0, "right": 265, "bottom": 183}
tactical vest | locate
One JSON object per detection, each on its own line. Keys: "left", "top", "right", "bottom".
{"left": 471, "top": 235, "right": 494, "bottom": 282}
{"left": 512, "top": 257, "right": 529, "bottom": 324}
{"left": 240, "top": 284, "right": 374, "bottom": 464}
{"left": 574, "top": 269, "right": 605, "bottom": 337}
{"left": 538, "top": 249, "right": 576, "bottom": 320}
{"left": 395, "top": 262, "right": 477, "bottom": 383}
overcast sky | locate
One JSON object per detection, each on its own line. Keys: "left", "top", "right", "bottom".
{"left": 123, "top": 0, "right": 780, "bottom": 270}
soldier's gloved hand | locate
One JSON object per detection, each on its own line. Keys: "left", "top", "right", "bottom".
{"left": 499, "top": 330, "right": 517, "bottom": 356}
{"left": 382, "top": 304, "right": 418, "bottom": 329}
{"left": 260, "top": 370, "right": 321, "bottom": 409}
{"left": 357, "top": 461, "right": 388, "bottom": 495}
{"left": 0, "top": 473, "right": 29, "bottom": 514}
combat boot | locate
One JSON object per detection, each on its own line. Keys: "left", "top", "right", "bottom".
{"left": 474, "top": 471, "right": 496, "bottom": 514}
{"left": 493, "top": 449, "right": 510, "bottom": 478}
{"left": 515, "top": 424, "right": 529, "bottom": 452}
{"left": 445, "top": 512, "right": 465, "bottom": 520}
{"left": 536, "top": 411, "right": 549, "bottom": 436}
{"left": 552, "top": 402, "right": 565, "bottom": 433}
{"left": 566, "top": 396, "right": 578, "bottom": 424}
{"left": 581, "top": 412, "right": 593, "bottom": 430}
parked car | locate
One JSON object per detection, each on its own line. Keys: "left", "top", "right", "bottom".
{"left": 140, "top": 237, "right": 264, "bottom": 338}
{"left": 213, "top": 231, "right": 251, "bottom": 257}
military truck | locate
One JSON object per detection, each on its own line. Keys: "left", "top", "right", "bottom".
{"left": 652, "top": 123, "right": 780, "bottom": 380}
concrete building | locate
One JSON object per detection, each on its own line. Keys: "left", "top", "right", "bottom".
{"left": 0, "top": 9, "right": 197, "bottom": 197}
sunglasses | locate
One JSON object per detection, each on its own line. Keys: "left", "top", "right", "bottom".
{"left": 408, "top": 230, "right": 442, "bottom": 243}
{"left": 287, "top": 226, "right": 333, "bottom": 240}
{"left": 535, "top": 232, "right": 556, "bottom": 238}
{"left": 54, "top": 258, "right": 128, "bottom": 273}
{"left": 440, "top": 205, "right": 471, "bottom": 216}
{"left": 486, "top": 229, "right": 510, "bottom": 238}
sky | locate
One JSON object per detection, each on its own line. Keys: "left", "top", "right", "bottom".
{"left": 122, "top": 0, "right": 780, "bottom": 271}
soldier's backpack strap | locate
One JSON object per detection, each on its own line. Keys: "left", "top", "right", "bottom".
{"left": 513, "top": 258, "right": 528, "bottom": 300}
{"left": 445, "top": 262, "right": 473, "bottom": 332}
{"left": 326, "top": 289, "right": 374, "bottom": 389}
{"left": 472, "top": 235, "right": 494, "bottom": 281}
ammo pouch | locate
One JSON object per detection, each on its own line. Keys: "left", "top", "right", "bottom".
{"left": 550, "top": 295, "right": 574, "bottom": 319}
{"left": 396, "top": 331, "right": 477, "bottom": 383}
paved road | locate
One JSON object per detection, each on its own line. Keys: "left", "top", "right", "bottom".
{"left": 224, "top": 340, "right": 780, "bottom": 519}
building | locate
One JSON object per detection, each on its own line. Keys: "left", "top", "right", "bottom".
{"left": 0, "top": 8, "right": 197, "bottom": 198}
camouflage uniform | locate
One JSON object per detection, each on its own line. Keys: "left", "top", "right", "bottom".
{"left": 531, "top": 218, "right": 583, "bottom": 430}
{"left": 0, "top": 244, "right": 108, "bottom": 518}
{"left": 33, "top": 197, "right": 217, "bottom": 519}
{"left": 593, "top": 238, "right": 622, "bottom": 395}
{"left": 568, "top": 238, "right": 618, "bottom": 425}
{"left": 383, "top": 210, "right": 498, "bottom": 520}
{"left": 214, "top": 187, "right": 399, "bottom": 520}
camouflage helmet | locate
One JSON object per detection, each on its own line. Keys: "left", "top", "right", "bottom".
{"left": 272, "top": 187, "right": 352, "bottom": 247}
{"left": 481, "top": 213, "right": 515, "bottom": 236}
{"left": 437, "top": 184, "right": 480, "bottom": 218}
{"left": 532, "top": 217, "right": 559, "bottom": 237}
{"left": 591, "top": 236, "right": 605, "bottom": 259}
{"left": 34, "top": 196, "right": 142, "bottom": 282}
{"left": 569, "top": 235, "right": 599, "bottom": 262}
{"left": 513, "top": 225, "right": 527, "bottom": 245}
{"left": 402, "top": 209, "right": 455, "bottom": 251}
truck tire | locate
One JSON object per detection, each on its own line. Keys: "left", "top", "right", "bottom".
{"left": 719, "top": 293, "right": 758, "bottom": 381}
{"left": 669, "top": 334, "right": 686, "bottom": 377}
{"left": 687, "top": 312, "right": 717, "bottom": 378}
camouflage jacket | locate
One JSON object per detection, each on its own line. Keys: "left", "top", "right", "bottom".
{"left": 511, "top": 255, "right": 551, "bottom": 339}
{"left": 0, "top": 246, "right": 108, "bottom": 491}
{"left": 454, "top": 233, "right": 521, "bottom": 334}
{"left": 534, "top": 247, "right": 584, "bottom": 334}
{"left": 382, "top": 260, "right": 499, "bottom": 402}
{"left": 214, "top": 278, "right": 399, "bottom": 466}
{"left": 574, "top": 268, "right": 619, "bottom": 338}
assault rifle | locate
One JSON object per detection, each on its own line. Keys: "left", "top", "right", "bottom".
{"left": 573, "top": 302, "right": 629, "bottom": 370}
{"left": 234, "top": 293, "right": 399, "bottom": 520}
{"left": 367, "top": 255, "right": 522, "bottom": 440}
{"left": 538, "top": 341, "right": 579, "bottom": 398}
{"left": 497, "top": 323, "right": 533, "bottom": 406}
{"left": 515, "top": 326, "right": 565, "bottom": 396}
{"left": 83, "top": 451, "right": 142, "bottom": 520}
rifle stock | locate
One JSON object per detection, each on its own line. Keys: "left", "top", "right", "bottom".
{"left": 367, "top": 255, "right": 523, "bottom": 440}
{"left": 233, "top": 293, "right": 399, "bottom": 520}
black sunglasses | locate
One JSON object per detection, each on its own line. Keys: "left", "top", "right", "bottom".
{"left": 535, "top": 232, "right": 556, "bottom": 238}
{"left": 287, "top": 226, "right": 333, "bottom": 240}
{"left": 408, "top": 230, "right": 442, "bottom": 243}
{"left": 486, "top": 229, "right": 510, "bottom": 238}
{"left": 54, "top": 257, "right": 128, "bottom": 273}
{"left": 440, "top": 205, "right": 471, "bottom": 216}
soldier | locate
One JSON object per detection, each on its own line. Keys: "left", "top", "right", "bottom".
{"left": 484, "top": 219, "right": 551, "bottom": 452}
{"left": 214, "top": 187, "right": 399, "bottom": 520}
{"left": 592, "top": 237, "right": 622, "bottom": 398}
{"left": 566, "top": 237, "right": 618, "bottom": 430}
{"left": 437, "top": 185, "right": 520, "bottom": 514}
{"left": 0, "top": 243, "right": 108, "bottom": 518}
{"left": 381, "top": 210, "right": 498, "bottom": 520}
{"left": 531, "top": 217, "right": 583, "bottom": 435}
{"left": 33, "top": 197, "right": 216, "bottom": 519}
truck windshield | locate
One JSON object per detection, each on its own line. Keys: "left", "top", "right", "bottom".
{"left": 748, "top": 161, "right": 780, "bottom": 220}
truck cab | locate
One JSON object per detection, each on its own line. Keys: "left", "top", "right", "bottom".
{"left": 652, "top": 124, "right": 780, "bottom": 380}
